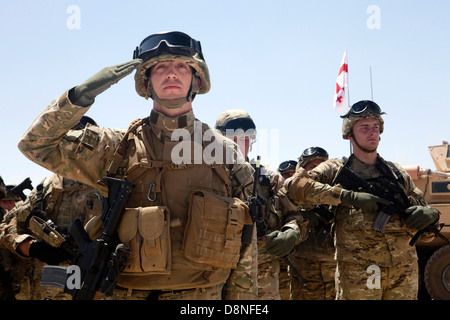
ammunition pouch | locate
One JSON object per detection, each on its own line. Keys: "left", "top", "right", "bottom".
{"left": 182, "top": 190, "right": 252, "bottom": 269}
{"left": 118, "top": 206, "right": 171, "bottom": 274}
{"left": 28, "top": 216, "right": 66, "bottom": 248}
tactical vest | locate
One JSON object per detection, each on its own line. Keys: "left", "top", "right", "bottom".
{"left": 43, "top": 174, "right": 101, "bottom": 230}
{"left": 102, "top": 114, "right": 251, "bottom": 290}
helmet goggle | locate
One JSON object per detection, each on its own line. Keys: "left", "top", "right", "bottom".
{"left": 301, "top": 146, "right": 329, "bottom": 159}
{"left": 133, "top": 31, "right": 205, "bottom": 62}
{"left": 340, "top": 100, "right": 386, "bottom": 118}
{"left": 216, "top": 117, "right": 256, "bottom": 133}
{"left": 278, "top": 160, "right": 298, "bottom": 173}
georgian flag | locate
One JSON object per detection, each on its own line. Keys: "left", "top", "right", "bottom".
{"left": 333, "top": 50, "right": 348, "bottom": 114}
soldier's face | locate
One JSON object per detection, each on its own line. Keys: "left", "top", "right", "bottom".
{"left": 304, "top": 159, "right": 324, "bottom": 172}
{"left": 234, "top": 136, "right": 250, "bottom": 158}
{"left": 350, "top": 118, "right": 380, "bottom": 150}
{"left": 150, "top": 61, "right": 193, "bottom": 100}
{"left": 0, "top": 200, "right": 16, "bottom": 212}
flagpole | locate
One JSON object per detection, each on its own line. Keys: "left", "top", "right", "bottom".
{"left": 347, "top": 51, "right": 352, "bottom": 155}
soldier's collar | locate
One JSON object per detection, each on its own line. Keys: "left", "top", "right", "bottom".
{"left": 149, "top": 109, "right": 196, "bottom": 131}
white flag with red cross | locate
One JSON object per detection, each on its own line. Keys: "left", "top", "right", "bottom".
{"left": 333, "top": 50, "right": 348, "bottom": 114}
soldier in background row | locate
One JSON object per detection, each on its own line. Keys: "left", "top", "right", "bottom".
{"left": 215, "top": 109, "right": 304, "bottom": 300}
{"left": 283, "top": 147, "right": 337, "bottom": 300}
{"left": 0, "top": 117, "right": 104, "bottom": 299}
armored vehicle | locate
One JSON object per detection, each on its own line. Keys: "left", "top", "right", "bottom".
{"left": 404, "top": 141, "right": 450, "bottom": 300}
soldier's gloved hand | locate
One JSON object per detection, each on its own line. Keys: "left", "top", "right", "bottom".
{"left": 340, "top": 190, "right": 389, "bottom": 212}
{"left": 405, "top": 205, "right": 439, "bottom": 230}
{"left": 264, "top": 229, "right": 300, "bottom": 257}
{"left": 29, "top": 241, "right": 73, "bottom": 265}
{"left": 69, "top": 58, "right": 143, "bottom": 106}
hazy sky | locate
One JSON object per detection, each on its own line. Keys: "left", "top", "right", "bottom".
{"left": 1, "top": 0, "right": 449, "bottom": 188}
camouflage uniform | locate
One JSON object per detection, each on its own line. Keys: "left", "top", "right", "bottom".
{"left": 254, "top": 164, "right": 285, "bottom": 300}
{"left": 0, "top": 176, "right": 31, "bottom": 300}
{"left": 288, "top": 156, "right": 426, "bottom": 299}
{"left": 285, "top": 202, "right": 336, "bottom": 300}
{"left": 282, "top": 147, "right": 336, "bottom": 300}
{"left": 288, "top": 103, "right": 425, "bottom": 300}
{"left": 17, "top": 32, "right": 257, "bottom": 300}
{"left": 215, "top": 109, "right": 297, "bottom": 300}
{"left": 0, "top": 173, "right": 102, "bottom": 299}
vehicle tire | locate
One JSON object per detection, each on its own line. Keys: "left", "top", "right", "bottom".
{"left": 424, "top": 244, "right": 450, "bottom": 300}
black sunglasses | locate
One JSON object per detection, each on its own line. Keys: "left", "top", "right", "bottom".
{"left": 301, "top": 147, "right": 329, "bottom": 158}
{"left": 340, "top": 100, "right": 385, "bottom": 118}
{"left": 133, "top": 31, "right": 204, "bottom": 62}
{"left": 278, "top": 160, "right": 297, "bottom": 173}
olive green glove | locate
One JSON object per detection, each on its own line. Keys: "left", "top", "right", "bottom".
{"left": 340, "top": 190, "right": 389, "bottom": 213}
{"left": 264, "top": 229, "right": 300, "bottom": 257}
{"left": 405, "top": 205, "right": 439, "bottom": 230}
{"left": 69, "top": 58, "right": 143, "bottom": 106}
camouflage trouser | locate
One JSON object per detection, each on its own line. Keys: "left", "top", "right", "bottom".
{"left": 289, "top": 256, "right": 336, "bottom": 300}
{"left": 111, "top": 284, "right": 224, "bottom": 300}
{"left": 257, "top": 239, "right": 281, "bottom": 300}
{"left": 15, "top": 260, "right": 71, "bottom": 300}
{"left": 278, "top": 260, "right": 290, "bottom": 300}
{"left": 335, "top": 261, "right": 418, "bottom": 300}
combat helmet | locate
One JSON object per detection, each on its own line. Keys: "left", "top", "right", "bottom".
{"left": 298, "top": 147, "right": 329, "bottom": 168}
{"left": 0, "top": 176, "right": 6, "bottom": 199}
{"left": 133, "top": 31, "right": 210, "bottom": 109}
{"left": 215, "top": 109, "right": 257, "bottom": 140}
{"left": 341, "top": 100, "right": 385, "bottom": 139}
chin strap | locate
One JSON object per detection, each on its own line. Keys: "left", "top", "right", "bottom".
{"left": 350, "top": 132, "right": 378, "bottom": 153}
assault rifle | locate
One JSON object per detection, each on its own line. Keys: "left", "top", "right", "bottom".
{"left": 311, "top": 204, "right": 335, "bottom": 245}
{"left": 8, "top": 177, "right": 33, "bottom": 200}
{"left": 19, "top": 182, "right": 78, "bottom": 259}
{"left": 243, "top": 156, "right": 264, "bottom": 245}
{"left": 41, "top": 176, "right": 134, "bottom": 300}
{"left": 334, "top": 163, "right": 449, "bottom": 246}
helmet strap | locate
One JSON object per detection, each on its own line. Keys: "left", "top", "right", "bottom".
{"left": 350, "top": 132, "right": 377, "bottom": 153}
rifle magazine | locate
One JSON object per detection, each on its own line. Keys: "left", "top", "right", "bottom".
{"left": 372, "top": 211, "right": 391, "bottom": 233}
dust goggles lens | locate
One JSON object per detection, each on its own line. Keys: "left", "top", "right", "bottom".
{"left": 133, "top": 31, "right": 204, "bottom": 61}
{"left": 278, "top": 160, "right": 297, "bottom": 173}
{"left": 301, "top": 147, "right": 328, "bottom": 159}
{"left": 340, "top": 100, "right": 385, "bottom": 118}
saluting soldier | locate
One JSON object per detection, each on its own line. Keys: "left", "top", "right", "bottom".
{"left": 17, "top": 31, "right": 256, "bottom": 300}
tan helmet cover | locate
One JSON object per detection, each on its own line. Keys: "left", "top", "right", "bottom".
{"left": 342, "top": 110, "right": 384, "bottom": 139}
{"left": 135, "top": 53, "right": 210, "bottom": 99}
{"left": 215, "top": 109, "right": 257, "bottom": 138}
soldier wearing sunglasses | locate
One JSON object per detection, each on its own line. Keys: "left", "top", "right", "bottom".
{"left": 285, "top": 101, "right": 440, "bottom": 300}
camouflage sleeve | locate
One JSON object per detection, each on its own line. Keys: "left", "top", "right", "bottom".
{"left": 230, "top": 162, "right": 254, "bottom": 200}
{"left": 224, "top": 145, "right": 258, "bottom": 299}
{"left": 287, "top": 159, "right": 343, "bottom": 206}
{"left": 18, "top": 90, "right": 124, "bottom": 195}
{"left": 0, "top": 216, "right": 33, "bottom": 257}
{"left": 394, "top": 163, "right": 427, "bottom": 207}
{"left": 0, "top": 176, "right": 53, "bottom": 256}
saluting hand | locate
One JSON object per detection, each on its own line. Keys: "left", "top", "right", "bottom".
{"left": 69, "top": 58, "right": 143, "bottom": 107}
